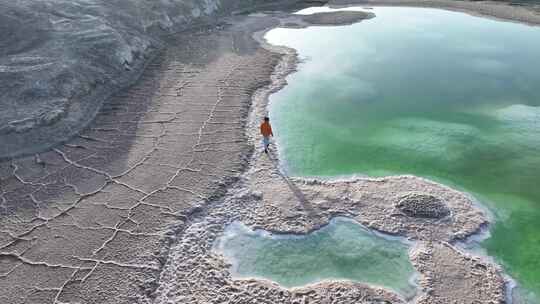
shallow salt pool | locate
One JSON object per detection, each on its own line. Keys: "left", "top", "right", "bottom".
{"left": 213, "top": 217, "right": 417, "bottom": 298}
{"left": 267, "top": 6, "right": 540, "bottom": 302}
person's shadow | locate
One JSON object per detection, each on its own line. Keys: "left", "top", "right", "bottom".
{"left": 265, "top": 152, "right": 317, "bottom": 217}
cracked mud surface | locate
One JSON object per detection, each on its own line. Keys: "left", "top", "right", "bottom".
{"left": 0, "top": 14, "right": 284, "bottom": 304}
{"left": 2, "top": 1, "right": 540, "bottom": 303}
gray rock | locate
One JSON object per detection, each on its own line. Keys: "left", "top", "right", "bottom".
{"left": 396, "top": 193, "right": 451, "bottom": 219}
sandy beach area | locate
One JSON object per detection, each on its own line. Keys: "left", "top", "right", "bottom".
{"left": 2, "top": 1, "right": 540, "bottom": 303}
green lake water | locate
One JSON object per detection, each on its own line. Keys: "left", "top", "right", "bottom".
{"left": 214, "top": 217, "right": 416, "bottom": 298}
{"left": 266, "top": 6, "right": 540, "bottom": 302}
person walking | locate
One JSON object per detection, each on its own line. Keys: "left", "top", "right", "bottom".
{"left": 260, "top": 116, "right": 273, "bottom": 154}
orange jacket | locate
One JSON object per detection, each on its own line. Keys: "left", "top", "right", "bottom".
{"left": 260, "top": 122, "right": 273, "bottom": 137}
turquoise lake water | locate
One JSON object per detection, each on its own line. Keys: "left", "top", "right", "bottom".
{"left": 266, "top": 6, "right": 540, "bottom": 302}
{"left": 214, "top": 217, "right": 416, "bottom": 298}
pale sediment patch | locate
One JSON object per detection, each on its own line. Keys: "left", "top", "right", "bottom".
{"left": 299, "top": 10, "right": 375, "bottom": 25}
{"left": 328, "top": 0, "right": 540, "bottom": 27}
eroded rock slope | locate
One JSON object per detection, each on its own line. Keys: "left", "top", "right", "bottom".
{"left": 0, "top": 0, "right": 323, "bottom": 158}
